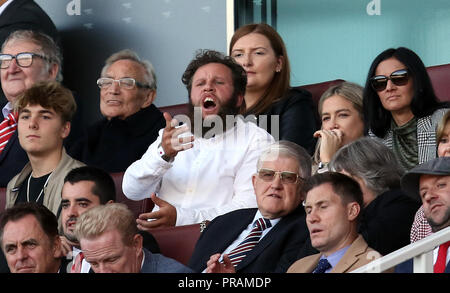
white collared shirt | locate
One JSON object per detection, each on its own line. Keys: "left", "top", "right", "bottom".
{"left": 123, "top": 117, "right": 274, "bottom": 225}
{"left": 2, "top": 102, "right": 13, "bottom": 119}
{"left": 72, "top": 247, "right": 91, "bottom": 273}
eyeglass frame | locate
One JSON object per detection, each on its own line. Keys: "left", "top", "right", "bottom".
{"left": 369, "top": 69, "right": 410, "bottom": 92}
{"left": 96, "top": 77, "right": 152, "bottom": 90}
{"left": 0, "top": 52, "right": 52, "bottom": 69}
{"left": 256, "top": 168, "right": 305, "bottom": 184}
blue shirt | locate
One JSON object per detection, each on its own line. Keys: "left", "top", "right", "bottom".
{"left": 320, "top": 245, "right": 350, "bottom": 273}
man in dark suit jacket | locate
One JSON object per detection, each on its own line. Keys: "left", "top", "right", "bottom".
{"left": 188, "top": 141, "right": 312, "bottom": 273}
{"left": 0, "top": 29, "right": 61, "bottom": 187}
{"left": 0, "top": 0, "right": 59, "bottom": 104}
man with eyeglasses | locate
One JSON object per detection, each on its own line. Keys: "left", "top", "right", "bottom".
{"left": 0, "top": 29, "right": 62, "bottom": 188}
{"left": 68, "top": 49, "right": 165, "bottom": 173}
{"left": 187, "top": 141, "right": 312, "bottom": 273}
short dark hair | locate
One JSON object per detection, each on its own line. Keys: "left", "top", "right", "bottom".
{"left": 303, "top": 172, "right": 364, "bottom": 223}
{"left": 181, "top": 49, "right": 247, "bottom": 100}
{"left": 363, "top": 47, "right": 445, "bottom": 137}
{"left": 0, "top": 203, "right": 58, "bottom": 244}
{"left": 64, "top": 166, "right": 116, "bottom": 204}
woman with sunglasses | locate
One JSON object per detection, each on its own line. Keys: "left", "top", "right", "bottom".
{"left": 363, "top": 47, "right": 449, "bottom": 170}
{"left": 230, "top": 23, "right": 317, "bottom": 154}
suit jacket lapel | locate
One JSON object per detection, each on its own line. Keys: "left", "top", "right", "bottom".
{"left": 332, "top": 235, "right": 367, "bottom": 273}
{"left": 0, "top": 131, "right": 18, "bottom": 163}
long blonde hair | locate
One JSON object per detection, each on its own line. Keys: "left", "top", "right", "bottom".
{"left": 313, "top": 82, "right": 364, "bottom": 164}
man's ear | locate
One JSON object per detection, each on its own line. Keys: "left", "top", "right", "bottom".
{"left": 347, "top": 202, "right": 360, "bottom": 222}
{"left": 48, "top": 63, "right": 59, "bottom": 80}
{"left": 141, "top": 90, "right": 156, "bottom": 109}
{"left": 236, "top": 94, "right": 244, "bottom": 108}
{"left": 133, "top": 234, "right": 143, "bottom": 256}
{"left": 61, "top": 122, "right": 71, "bottom": 139}
{"left": 52, "top": 235, "right": 62, "bottom": 258}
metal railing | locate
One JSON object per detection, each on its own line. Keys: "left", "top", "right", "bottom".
{"left": 352, "top": 226, "right": 450, "bottom": 273}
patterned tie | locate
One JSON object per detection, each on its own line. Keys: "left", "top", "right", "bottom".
{"left": 70, "top": 252, "right": 84, "bottom": 273}
{"left": 434, "top": 241, "right": 450, "bottom": 273}
{"left": 312, "top": 258, "right": 332, "bottom": 273}
{"left": 226, "top": 218, "right": 271, "bottom": 267}
{"left": 0, "top": 112, "right": 18, "bottom": 154}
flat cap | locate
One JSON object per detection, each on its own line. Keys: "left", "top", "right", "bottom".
{"left": 401, "top": 157, "right": 450, "bottom": 201}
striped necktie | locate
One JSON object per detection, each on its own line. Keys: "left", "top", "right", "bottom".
{"left": 0, "top": 112, "right": 18, "bottom": 154}
{"left": 227, "top": 218, "right": 272, "bottom": 267}
{"left": 71, "top": 251, "right": 85, "bottom": 273}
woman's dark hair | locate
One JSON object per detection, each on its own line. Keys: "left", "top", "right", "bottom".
{"left": 363, "top": 47, "right": 444, "bottom": 137}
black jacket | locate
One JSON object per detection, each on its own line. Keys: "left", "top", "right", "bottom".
{"left": 188, "top": 207, "right": 310, "bottom": 273}
{"left": 359, "top": 188, "right": 421, "bottom": 256}
{"left": 69, "top": 105, "right": 165, "bottom": 172}
{"left": 0, "top": 110, "right": 29, "bottom": 187}
{"left": 250, "top": 88, "right": 317, "bottom": 155}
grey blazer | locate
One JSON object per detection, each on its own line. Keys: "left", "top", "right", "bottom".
{"left": 141, "top": 248, "right": 193, "bottom": 273}
{"left": 369, "top": 108, "right": 449, "bottom": 164}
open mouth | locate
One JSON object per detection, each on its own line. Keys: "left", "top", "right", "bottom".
{"left": 203, "top": 97, "right": 217, "bottom": 110}
{"left": 310, "top": 228, "right": 323, "bottom": 235}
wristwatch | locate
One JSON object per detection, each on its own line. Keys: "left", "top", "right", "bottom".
{"left": 318, "top": 161, "right": 329, "bottom": 170}
{"left": 157, "top": 144, "right": 173, "bottom": 162}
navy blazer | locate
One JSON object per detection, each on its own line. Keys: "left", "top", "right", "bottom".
{"left": 188, "top": 207, "right": 310, "bottom": 273}
{"left": 0, "top": 111, "right": 29, "bottom": 187}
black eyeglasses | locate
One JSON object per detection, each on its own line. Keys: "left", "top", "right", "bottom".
{"left": 257, "top": 168, "right": 303, "bottom": 184}
{"left": 370, "top": 69, "right": 409, "bottom": 91}
{"left": 96, "top": 77, "right": 151, "bottom": 90}
{"left": 0, "top": 52, "right": 50, "bottom": 69}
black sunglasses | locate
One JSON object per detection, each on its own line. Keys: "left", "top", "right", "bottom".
{"left": 370, "top": 69, "right": 409, "bottom": 91}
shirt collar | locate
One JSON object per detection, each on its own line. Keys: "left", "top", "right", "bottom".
{"left": 2, "top": 102, "right": 13, "bottom": 118}
{"left": 321, "top": 245, "right": 351, "bottom": 270}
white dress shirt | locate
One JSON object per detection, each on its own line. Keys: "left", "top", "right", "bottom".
{"left": 2, "top": 102, "right": 13, "bottom": 119}
{"left": 123, "top": 117, "right": 274, "bottom": 225}
{"left": 72, "top": 247, "right": 91, "bottom": 273}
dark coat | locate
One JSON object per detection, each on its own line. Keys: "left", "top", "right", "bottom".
{"left": 188, "top": 207, "right": 310, "bottom": 273}
{"left": 0, "top": 110, "right": 29, "bottom": 187}
{"left": 69, "top": 105, "right": 165, "bottom": 173}
{"left": 359, "top": 188, "right": 421, "bottom": 256}
{"left": 254, "top": 87, "right": 317, "bottom": 155}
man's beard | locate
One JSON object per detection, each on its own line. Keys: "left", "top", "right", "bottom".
{"left": 187, "top": 94, "right": 240, "bottom": 138}
{"left": 427, "top": 208, "right": 450, "bottom": 233}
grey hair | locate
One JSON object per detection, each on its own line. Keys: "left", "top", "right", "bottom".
{"left": 329, "top": 137, "right": 404, "bottom": 196}
{"left": 1, "top": 30, "right": 63, "bottom": 82}
{"left": 100, "top": 49, "right": 157, "bottom": 90}
{"left": 313, "top": 82, "right": 364, "bottom": 164}
{"left": 74, "top": 203, "right": 138, "bottom": 246}
{"left": 257, "top": 140, "right": 312, "bottom": 180}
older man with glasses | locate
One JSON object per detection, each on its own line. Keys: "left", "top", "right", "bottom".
{"left": 0, "top": 29, "right": 61, "bottom": 188}
{"left": 69, "top": 49, "right": 165, "bottom": 173}
{"left": 187, "top": 141, "right": 313, "bottom": 273}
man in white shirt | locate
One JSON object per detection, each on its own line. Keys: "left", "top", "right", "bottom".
{"left": 400, "top": 157, "right": 450, "bottom": 273}
{"left": 123, "top": 50, "right": 274, "bottom": 228}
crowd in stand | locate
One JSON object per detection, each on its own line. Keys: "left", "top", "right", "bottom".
{"left": 0, "top": 0, "right": 449, "bottom": 274}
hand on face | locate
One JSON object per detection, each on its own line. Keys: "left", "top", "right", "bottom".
{"left": 314, "top": 129, "right": 344, "bottom": 163}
